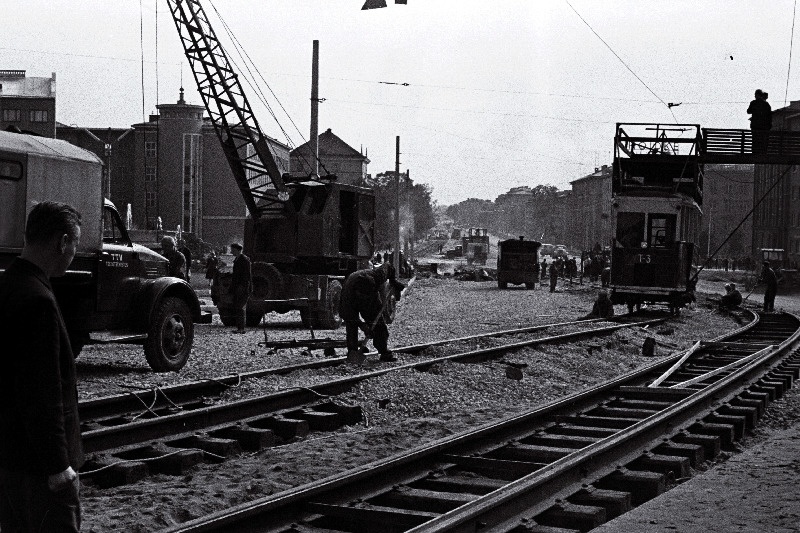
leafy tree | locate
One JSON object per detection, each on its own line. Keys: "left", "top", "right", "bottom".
{"left": 362, "top": 171, "right": 436, "bottom": 250}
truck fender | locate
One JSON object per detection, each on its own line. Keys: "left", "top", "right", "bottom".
{"left": 134, "top": 277, "right": 201, "bottom": 329}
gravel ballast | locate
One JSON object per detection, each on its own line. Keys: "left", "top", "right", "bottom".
{"left": 75, "top": 275, "right": 786, "bottom": 532}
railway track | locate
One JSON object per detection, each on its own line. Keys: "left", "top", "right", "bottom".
{"left": 156, "top": 312, "right": 800, "bottom": 533}
{"left": 78, "top": 315, "right": 667, "bottom": 487}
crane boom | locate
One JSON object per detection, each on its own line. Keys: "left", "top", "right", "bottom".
{"left": 166, "top": 0, "right": 290, "bottom": 218}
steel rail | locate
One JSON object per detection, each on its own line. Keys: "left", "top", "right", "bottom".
{"left": 158, "top": 312, "right": 800, "bottom": 533}
{"left": 409, "top": 317, "right": 800, "bottom": 532}
{"left": 79, "top": 316, "right": 610, "bottom": 421}
{"left": 82, "top": 316, "right": 667, "bottom": 453}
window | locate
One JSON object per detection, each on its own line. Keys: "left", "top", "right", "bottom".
{"left": 648, "top": 214, "right": 676, "bottom": 247}
{"left": 145, "top": 191, "right": 157, "bottom": 209}
{"left": 102, "top": 207, "right": 126, "bottom": 243}
{"left": 144, "top": 166, "right": 156, "bottom": 182}
{"left": 2, "top": 109, "right": 20, "bottom": 122}
{"left": 0, "top": 159, "right": 22, "bottom": 181}
{"left": 29, "top": 110, "right": 48, "bottom": 122}
{"left": 615, "top": 212, "right": 646, "bottom": 248}
{"left": 145, "top": 141, "right": 157, "bottom": 158}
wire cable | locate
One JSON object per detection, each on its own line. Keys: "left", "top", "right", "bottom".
{"left": 692, "top": 164, "right": 793, "bottom": 282}
{"left": 565, "top": 1, "right": 671, "bottom": 113}
{"left": 785, "top": 0, "right": 797, "bottom": 110}
{"left": 207, "top": 1, "right": 326, "bottom": 176}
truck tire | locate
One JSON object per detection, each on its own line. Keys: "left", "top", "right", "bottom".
{"left": 304, "top": 279, "right": 343, "bottom": 330}
{"left": 247, "top": 263, "right": 283, "bottom": 329}
{"left": 498, "top": 280, "right": 508, "bottom": 289}
{"left": 145, "top": 296, "right": 194, "bottom": 372}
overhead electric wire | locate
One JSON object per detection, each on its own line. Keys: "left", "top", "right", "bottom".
{"left": 784, "top": 0, "right": 797, "bottom": 111}
{"left": 325, "top": 98, "right": 612, "bottom": 124}
{"left": 207, "top": 1, "right": 328, "bottom": 176}
{"left": 692, "top": 164, "right": 793, "bottom": 282}
{"left": 330, "top": 100, "right": 588, "bottom": 168}
{"left": 565, "top": 0, "right": 674, "bottom": 119}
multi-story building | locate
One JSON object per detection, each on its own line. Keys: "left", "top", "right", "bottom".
{"left": 290, "top": 128, "right": 369, "bottom": 185}
{"left": 701, "top": 164, "right": 754, "bottom": 262}
{"left": 494, "top": 186, "right": 535, "bottom": 237}
{"left": 569, "top": 164, "right": 612, "bottom": 252}
{"left": 0, "top": 70, "right": 56, "bottom": 138}
{"left": 58, "top": 89, "right": 292, "bottom": 248}
{"left": 752, "top": 100, "right": 800, "bottom": 268}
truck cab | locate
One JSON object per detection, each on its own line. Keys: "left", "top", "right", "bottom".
{"left": 0, "top": 130, "right": 202, "bottom": 372}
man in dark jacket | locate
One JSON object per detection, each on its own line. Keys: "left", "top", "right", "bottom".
{"left": 229, "top": 242, "right": 252, "bottom": 333}
{"left": 340, "top": 263, "right": 404, "bottom": 363}
{"left": 161, "top": 236, "right": 186, "bottom": 280}
{"left": 719, "top": 283, "right": 743, "bottom": 310}
{"left": 761, "top": 260, "right": 778, "bottom": 312}
{"left": 549, "top": 261, "right": 559, "bottom": 292}
{"left": 0, "top": 201, "right": 84, "bottom": 532}
{"left": 748, "top": 89, "right": 772, "bottom": 153}
{"left": 582, "top": 289, "right": 615, "bottom": 319}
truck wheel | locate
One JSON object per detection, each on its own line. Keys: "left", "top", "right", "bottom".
{"left": 252, "top": 263, "right": 283, "bottom": 300}
{"left": 524, "top": 282, "right": 535, "bottom": 290}
{"left": 246, "top": 263, "right": 281, "bottom": 329}
{"left": 145, "top": 297, "right": 194, "bottom": 372}
{"left": 498, "top": 281, "right": 508, "bottom": 289}
{"left": 307, "top": 279, "right": 343, "bottom": 330}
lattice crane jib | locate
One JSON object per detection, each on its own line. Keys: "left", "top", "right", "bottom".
{"left": 166, "top": 0, "right": 291, "bottom": 219}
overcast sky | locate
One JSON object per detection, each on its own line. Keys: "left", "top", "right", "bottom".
{"left": 4, "top": 1, "right": 799, "bottom": 205}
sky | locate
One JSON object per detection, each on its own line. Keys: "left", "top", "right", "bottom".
{"left": 4, "top": 1, "right": 800, "bottom": 205}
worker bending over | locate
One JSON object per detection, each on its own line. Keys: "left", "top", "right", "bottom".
{"left": 340, "top": 263, "right": 405, "bottom": 363}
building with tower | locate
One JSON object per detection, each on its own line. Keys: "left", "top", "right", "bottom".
{"left": 58, "top": 88, "right": 292, "bottom": 248}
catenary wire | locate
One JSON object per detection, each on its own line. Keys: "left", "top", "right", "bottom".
{"left": 784, "top": 0, "right": 797, "bottom": 111}
{"left": 565, "top": 0, "right": 673, "bottom": 115}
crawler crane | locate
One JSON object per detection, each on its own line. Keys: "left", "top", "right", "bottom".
{"left": 167, "top": 0, "right": 376, "bottom": 328}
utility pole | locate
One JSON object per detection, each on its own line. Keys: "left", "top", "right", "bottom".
{"left": 406, "top": 169, "right": 412, "bottom": 262}
{"left": 394, "top": 136, "right": 401, "bottom": 275}
{"left": 310, "top": 40, "right": 319, "bottom": 178}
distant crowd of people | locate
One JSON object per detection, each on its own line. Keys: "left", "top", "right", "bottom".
{"left": 705, "top": 256, "right": 757, "bottom": 272}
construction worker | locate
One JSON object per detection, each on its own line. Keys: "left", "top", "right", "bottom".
{"left": 229, "top": 242, "right": 252, "bottom": 333}
{"left": 581, "top": 289, "right": 615, "bottom": 319}
{"left": 549, "top": 260, "right": 558, "bottom": 293}
{"left": 339, "top": 263, "right": 405, "bottom": 363}
{"left": 161, "top": 236, "right": 186, "bottom": 280}
{"left": 760, "top": 260, "right": 778, "bottom": 312}
{"left": 719, "top": 283, "right": 743, "bottom": 310}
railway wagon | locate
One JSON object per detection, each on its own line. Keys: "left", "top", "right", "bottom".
{"left": 497, "top": 236, "right": 541, "bottom": 289}
{"left": 610, "top": 123, "right": 703, "bottom": 313}
{"left": 610, "top": 195, "right": 699, "bottom": 312}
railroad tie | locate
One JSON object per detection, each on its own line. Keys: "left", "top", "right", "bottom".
{"left": 438, "top": 454, "right": 544, "bottom": 480}
{"left": 595, "top": 468, "right": 665, "bottom": 506}
{"left": 687, "top": 421, "right": 736, "bottom": 449}
{"left": 717, "top": 404, "right": 759, "bottom": 430}
{"left": 535, "top": 501, "right": 607, "bottom": 531}
{"left": 653, "top": 441, "right": 705, "bottom": 467}
{"left": 209, "top": 426, "right": 276, "bottom": 451}
{"left": 672, "top": 431, "right": 722, "bottom": 459}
